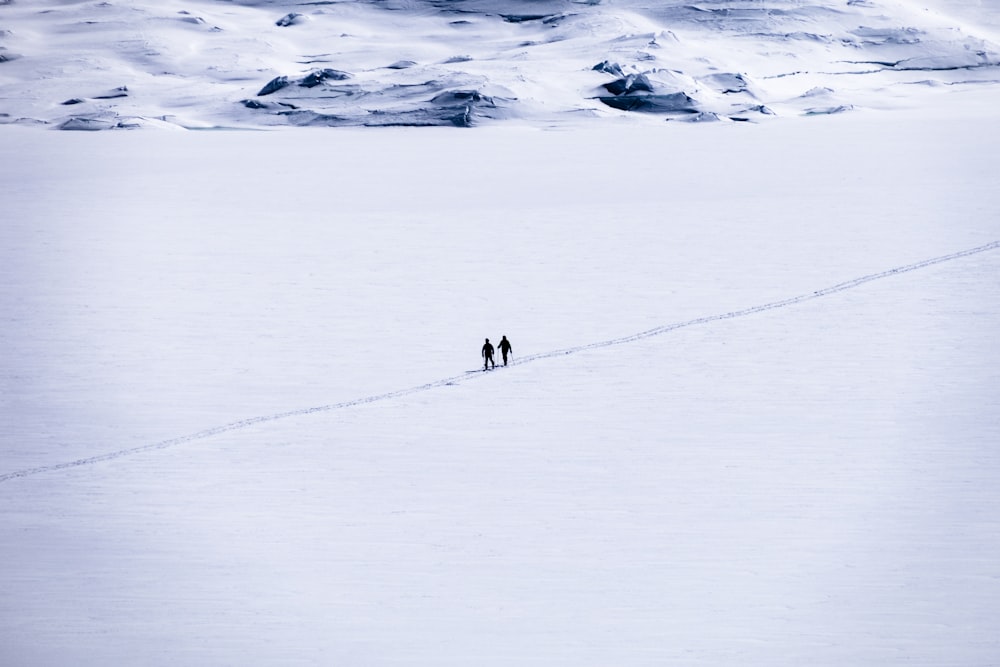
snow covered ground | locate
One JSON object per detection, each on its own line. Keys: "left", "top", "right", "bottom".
{"left": 2, "top": 1, "right": 1000, "bottom": 666}
{"left": 3, "top": 113, "right": 1000, "bottom": 665}
{"left": 2, "top": 0, "right": 1000, "bottom": 127}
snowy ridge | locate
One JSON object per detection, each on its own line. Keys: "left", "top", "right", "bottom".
{"left": 1, "top": 0, "right": 999, "bottom": 128}
{"left": 4, "top": 238, "right": 996, "bottom": 485}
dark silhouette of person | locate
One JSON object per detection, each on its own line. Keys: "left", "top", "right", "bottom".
{"left": 482, "top": 338, "right": 495, "bottom": 370}
{"left": 498, "top": 335, "right": 512, "bottom": 366}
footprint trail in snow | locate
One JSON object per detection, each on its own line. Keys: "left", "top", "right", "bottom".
{"left": 2, "top": 240, "right": 997, "bottom": 484}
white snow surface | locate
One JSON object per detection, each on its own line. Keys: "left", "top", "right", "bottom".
{"left": 3, "top": 1, "right": 1000, "bottom": 666}
{"left": 3, "top": 116, "right": 1000, "bottom": 665}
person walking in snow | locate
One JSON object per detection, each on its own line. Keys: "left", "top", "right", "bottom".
{"left": 497, "top": 335, "right": 512, "bottom": 366}
{"left": 482, "top": 338, "right": 495, "bottom": 370}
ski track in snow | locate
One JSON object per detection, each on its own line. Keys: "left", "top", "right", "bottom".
{"left": 2, "top": 239, "right": 998, "bottom": 485}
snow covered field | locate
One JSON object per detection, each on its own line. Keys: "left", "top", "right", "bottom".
{"left": 3, "top": 113, "right": 1000, "bottom": 666}
{"left": 3, "top": 1, "right": 1000, "bottom": 666}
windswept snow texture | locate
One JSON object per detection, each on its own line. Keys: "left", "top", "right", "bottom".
{"left": 0, "top": 0, "right": 998, "bottom": 128}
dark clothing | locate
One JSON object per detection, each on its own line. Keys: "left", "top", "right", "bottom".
{"left": 498, "top": 336, "right": 512, "bottom": 366}
{"left": 482, "top": 341, "right": 495, "bottom": 369}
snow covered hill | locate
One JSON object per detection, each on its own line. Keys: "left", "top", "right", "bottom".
{"left": 1, "top": 0, "right": 999, "bottom": 128}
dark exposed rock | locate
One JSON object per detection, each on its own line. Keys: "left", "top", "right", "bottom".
{"left": 687, "top": 111, "right": 723, "bottom": 122}
{"left": 707, "top": 72, "right": 750, "bottom": 94}
{"left": 257, "top": 76, "right": 290, "bottom": 96}
{"left": 430, "top": 89, "right": 495, "bottom": 106}
{"left": 602, "top": 73, "right": 654, "bottom": 96}
{"left": 363, "top": 108, "right": 459, "bottom": 128}
{"left": 592, "top": 60, "right": 624, "bottom": 77}
{"left": 247, "top": 73, "right": 512, "bottom": 128}
{"left": 595, "top": 66, "right": 709, "bottom": 114}
{"left": 276, "top": 13, "right": 305, "bottom": 27}
{"left": 427, "top": 89, "right": 509, "bottom": 127}
{"left": 542, "top": 14, "right": 572, "bottom": 25}
{"left": 804, "top": 104, "right": 854, "bottom": 116}
{"left": 726, "top": 104, "right": 777, "bottom": 120}
{"left": 93, "top": 86, "right": 128, "bottom": 99}
{"left": 501, "top": 15, "right": 552, "bottom": 23}
{"left": 61, "top": 98, "right": 86, "bottom": 105}
{"left": 278, "top": 109, "right": 348, "bottom": 126}
{"left": 500, "top": 13, "right": 573, "bottom": 26}
{"left": 59, "top": 116, "right": 117, "bottom": 131}
{"left": 299, "top": 68, "right": 352, "bottom": 87}
{"left": 599, "top": 92, "right": 697, "bottom": 113}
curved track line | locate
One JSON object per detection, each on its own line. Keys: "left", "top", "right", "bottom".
{"left": 2, "top": 240, "right": 998, "bottom": 484}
